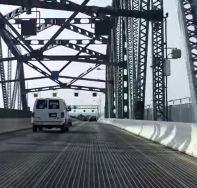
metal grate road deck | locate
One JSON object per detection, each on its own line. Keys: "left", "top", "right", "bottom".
{"left": 0, "top": 121, "right": 196, "bottom": 188}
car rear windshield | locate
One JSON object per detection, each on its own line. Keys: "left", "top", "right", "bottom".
{"left": 49, "top": 100, "right": 59, "bottom": 109}
{"left": 36, "top": 100, "right": 47, "bottom": 109}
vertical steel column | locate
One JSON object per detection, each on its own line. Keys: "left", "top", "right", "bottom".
{"left": 122, "top": 19, "right": 129, "bottom": 118}
{"left": 116, "top": 15, "right": 124, "bottom": 118}
{"left": 0, "top": 38, "right": 8, "bottom": 108}
{"left": 151, "top": 0, "right": 166, "bottom": 120}
{"left": 178, "top": 0, "right": 197, "bottom": 122}
{"left": 125, "top": 0, "right": 134, "bottom": 118}
{"left": 113, "top": 0, "right": 129, "bottom": 118}
{"left": 7, "top": 50, "right": 12, "bottom": 108}
{"left": 131, "top": 0, "right": 140, "bottom": 118}
{"left": 17, "top": 82, "right": 21, "bottom": 110}
{"left": 134, "top": 0, "right": 150, "bottom": 119}
{"left": 112, "top": 0, "right": 123, "bottom": 118}
{"left": 0, "top": 27, "right": 27, "bottom": 110}
{"left": 105, "top": 35, "right": 115, "bottom": 118}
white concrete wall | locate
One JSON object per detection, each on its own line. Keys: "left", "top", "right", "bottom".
{"left": 99, "top": 119, "right": 197, "bottom": 158}
{"left": 0, "top": 118, "right": 31, "bottom": 134}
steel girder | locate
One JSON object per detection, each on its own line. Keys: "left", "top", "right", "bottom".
{"left": 0, "top": 0, "right": 166, "bottom": 112}
{"left": 114, "top": 16, "right": 124, "bottom": 118}
{"left": 134, "top": 0, "right": 150, "bottom": 119}
{"left": 0, "top": 0, "right": 164, "bottom": 20}
{"left": 26, "top": 84, "right": 105, "bottom": 93}
{"left": 0, "top": 76, "right": 109, "bottom": 84}
{"left": 105, "top": 35, "right": 115, "bottom": 118}
{"left": 0, "top": 38, "right": 8, "bottom": 108}
{"left": 13, "top": 18, "right": 95, "bottom": 25}
{"left": 0, "top": 0, "right": 108, "bottom": 100}
{"left": 125, "top": 0, "right": 134, "bottom": 119}
{"left": 19, "top": 39, "right": 107, "bottom": 46}
{"left": 112, "top": 0, "right": 129, "bottom": 119}
{"left": 125, "top": 0, "right": 139, "bottom": 119}
{"left": 0, "top": 28, "right": 28, "bottom": 110}
{"left": 7, "top": 50, "right": 12, "bottom": 108}
{"left": 178, "top": 0, "right": 197, "bottom": 121}
{"left": 151, "top": 0, "right": 166, "bottom": 120}
{"left": 128, "top": 0, "right": 140, "bottom": 118}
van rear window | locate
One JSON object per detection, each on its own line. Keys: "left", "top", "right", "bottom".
{"left": 49, "top": 100, "right": 59, "bottom": 109}
{"left": 36, "top": 100, "right": 47, "bottom": 109}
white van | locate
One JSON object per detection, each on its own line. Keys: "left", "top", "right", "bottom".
{"left": 32, "top": 98, "right": 71, "bottom": 133}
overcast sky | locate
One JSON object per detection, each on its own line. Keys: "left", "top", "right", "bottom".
{"left": 0, "top": 0, "right": 191, "bottom": 111}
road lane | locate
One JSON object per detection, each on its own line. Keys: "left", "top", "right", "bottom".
{"left": 0, "top": 121, "right": 196, "bottom": 188}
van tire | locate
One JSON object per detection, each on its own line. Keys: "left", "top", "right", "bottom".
{"left": 38, "top": 127, "right": 43, "bottom": 131}
{"left": 61, "top": 126, "right": 66, "bottom": 133}
{"left": 65, "top": 126, "right": 69, "bottom": 132}
{"left": 33, "top": 126, "right": 37, "bottom": 132}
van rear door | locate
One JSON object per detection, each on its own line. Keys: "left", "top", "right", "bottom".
{"left": 48, "top": 99, "right": 61, "bottom": 122}
{"left": 34, "top": 99, "right": 48, "bottom": 122}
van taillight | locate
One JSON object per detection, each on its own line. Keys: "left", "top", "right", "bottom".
{"left": 61, "top": 112, "right": 64, "bottom": 118}
{"left": 32, "top": 112, "right": 35, "bottom": 118}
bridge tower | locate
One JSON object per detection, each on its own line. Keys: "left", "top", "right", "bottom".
{"left": 108, "top": 0, "right": 166, "bottom": 120}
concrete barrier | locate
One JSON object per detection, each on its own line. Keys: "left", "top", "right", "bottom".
{"left": 0, "top": 118, "right": 31, "bottom": 134}
{"left": 99, "top": 119, "right": 197, "bottom": 158}
{"left": 0, "top": 109, "right": 32, "bottom": 134}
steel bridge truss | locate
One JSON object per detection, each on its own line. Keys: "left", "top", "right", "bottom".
{"left": 106, "top": 0, "right": 167, "bottom": 120}
{"left": 0, "top": 0, "right": 164, "bottom": 111}
{"left": 0, "top": 0, "right": 108, "bottom": 110}
{"left": 178, "top": 0, "right": 197, "bottom": 122}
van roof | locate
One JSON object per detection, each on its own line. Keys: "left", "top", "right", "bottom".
{"left": 35, "top": 97, "right": 64, "bottom": 101}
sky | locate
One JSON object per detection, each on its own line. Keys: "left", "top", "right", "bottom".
{"left": 0, "top": 0, "right": 191, "bottom": 112}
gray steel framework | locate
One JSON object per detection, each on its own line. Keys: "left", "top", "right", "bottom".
{"left": 0, "top": 0, "right": 163, "bottom": 110}
{"left": 0, "top": 38, "right": 8, "bottom": 108}
{"left": 7, "top": 50, "right": 12, "bottom": 108}
{"left": 151, "top": 0, "right": 166, "bottom": 120}
{"left": 0, "top": 0, "right": 170, "bottom": 119}
{"left": 178, "top": 0, "right": 197, "bottom": 122}
{"left": 130, "top": 0, "right": 140, "bottom": 118}
{"left": 134, "top": 0, "right": 150, "bottom": 119}
{"left": 110, "top": 0, "right": 166, "bottom": 120}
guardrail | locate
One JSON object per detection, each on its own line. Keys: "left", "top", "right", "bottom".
{"left": 0, "top": 109, "right": 31, "bottom": 133}
{"left": 99, "top": 119, "right": 197, "bottom": 158}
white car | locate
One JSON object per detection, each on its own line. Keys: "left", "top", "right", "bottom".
{"left": 32, "top": 98, "right": 71, "bottom": 133}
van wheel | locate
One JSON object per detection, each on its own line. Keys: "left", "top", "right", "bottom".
{"left": 33, "top": 126, "right": 37, "bottom": 132}
{"left": 38, "top": 127, "right": 43, "bottom": 131}
{"left": 65, "top": 126, "right": 69, "bottom": 132}
{"left": 61, "top": 126, "right": 66, "bottom": 133}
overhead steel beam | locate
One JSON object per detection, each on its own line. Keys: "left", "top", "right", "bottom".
{"left": 28, "top": 55, "right": 106, "bottom": 61}
{"left": 18, "top": 39, "right": 107, "bottom": 46}
{"left": 0, "top": 0, "right": 164, "bottom": 20}
{"left": 1, "top": 13, "right": 54, "bottom": 74}
{"left": 13, "top": 18, "right": 95, "bottom": 25}
{"left": 0, "top": 75, "right": 109, "bottom": 84}
{"left": 69, "top": 64, "right": 103, "bottom": 85}
{"left": 41, "top": 0, "right": 90, "bottom": 52}
{"left": 25, "top": 41, "right": 105, "bottom": 58}
{"left": 26, "top": 84, "right": 106, "bottom": 93}
{"left": 4, "top": 7, "right": 26, "bottom": 20}
{"left": 0, "top": 22, "right": 62, "bottom": 85}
